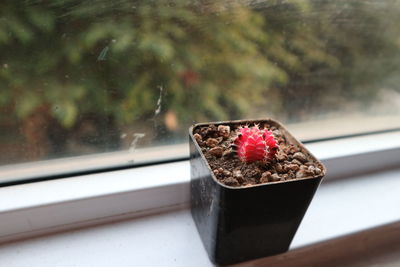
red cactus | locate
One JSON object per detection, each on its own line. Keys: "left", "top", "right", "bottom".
{"left": 234, "top": 125, "right": 278, "bottom": 162}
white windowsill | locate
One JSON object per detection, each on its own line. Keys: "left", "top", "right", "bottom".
{"left": 0, "top": 131, "right": 399, "bottom": 266}
{"left": 0, "top": 168, "right": 400, "bottom": 266}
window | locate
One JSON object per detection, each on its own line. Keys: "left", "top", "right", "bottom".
{"left": 1, "top": 0, "right": 400, "bottom": 181}
{"left": 0, "top": 1, "right": 400, "bottom": 255}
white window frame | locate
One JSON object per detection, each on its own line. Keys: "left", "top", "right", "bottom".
{"left": 0, "top": 131, "right": 399, "bottom": 244}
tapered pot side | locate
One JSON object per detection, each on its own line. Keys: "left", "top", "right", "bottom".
{"left": 189, "top": 119, "right": 326, "bottom": 265}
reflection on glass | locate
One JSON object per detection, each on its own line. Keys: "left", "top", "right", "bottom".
{"left": 0, "top": 0, "right": 400, "bottom": 166}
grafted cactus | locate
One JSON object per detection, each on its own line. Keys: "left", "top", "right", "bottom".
{"left": 234, "top": 125, "right": 278, "bottom": 162}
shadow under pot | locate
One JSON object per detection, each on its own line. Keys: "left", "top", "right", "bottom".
{"left": 189, "top": 119, "right": 326, "bottom": 265}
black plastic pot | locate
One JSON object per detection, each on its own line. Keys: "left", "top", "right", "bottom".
{"left": 189, "top": 119, "right": 326, "bottom": 265}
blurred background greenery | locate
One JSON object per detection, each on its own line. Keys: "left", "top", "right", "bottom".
{"left": 1, "top": 0, "right": 400, "bottom": 165}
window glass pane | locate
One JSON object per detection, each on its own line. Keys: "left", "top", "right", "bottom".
{"left": 1, "top": 0, "right": 400, "bottom": 169}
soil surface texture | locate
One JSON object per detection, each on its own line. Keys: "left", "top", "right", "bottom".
{"left": 193, "top": 123, "right": 323, "bottom": 187}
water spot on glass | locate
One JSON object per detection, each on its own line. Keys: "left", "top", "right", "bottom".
{"left": 120, "top": 133, "right": 127, "bottom": 139}
{"left": 129, "top": 133, "right": 145, "bottom": 154}
{"left": 3, "top": 63, "right": 8, "bottom": 69}
{"left": 111, "top": 39, "right": 116, "bottom": 43}
{"left": 65, "top": 74, "right": 69, "bottom": 79}
{"left": 154, "top": 85, "right": 163, "bottom": 116}
{"left": 97, "top": 46, "right": 109, "bottom": 61}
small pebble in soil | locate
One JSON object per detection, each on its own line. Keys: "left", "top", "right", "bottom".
{"left": 286, "top": 164, "right": 300, "bottom": 172}
{"left": 208, "top": 146, "right": 223, "bottom": 157}
{"left": 223, "top": 170, "right": 231, "bottom": 177}
{"left": 232, "top": 170, "right": 244, "bottom": 182}
{"left": 248, "top": 167, "right": 262, "bottom": 178}
{"left": 206, "top": 138, "right": 219, "bottom": 148}
{"left": 224, "top": 177, "right": 240, "bottom": 186}
{"left": 296, "top": 166, "right": 308, "bottom": 178}
{"left": 193, "top": 133, "right": 202, "bottom": 143}
{"left": 217, "top": 125, "right": 231, "bottom": 139}
{"left": 288, "top": 145, "right": 298, "bottom": 154}
{"left": 275, "top": 163, "right": 284, "bottom": 173}
{"left": 291, "top": 159, "right": 302, "bottom": 166}
{"left": 260, "top": 171, "right": 272, "bottom": 183}
{"left": 293, "top": 152, "right": 307, "bottom": 163}
{"left": 233, "top": 170, "right": 242, "bottom": 177}
{"left": 307, "top": 165, "right": 316, "bottom": 174}
{"left": 276, "top": 151, "right": 288, "bottom": 161}
{"left": 270, "top": 173, "right": 281, "bottom": 182}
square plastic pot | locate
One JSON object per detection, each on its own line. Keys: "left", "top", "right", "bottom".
{"left": 189, "top": 119, "right": 326, "bottom": 265}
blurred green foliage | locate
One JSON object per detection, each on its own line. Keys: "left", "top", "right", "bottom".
{"left": 1, "top": 0, "right": 400, "bottom": 161}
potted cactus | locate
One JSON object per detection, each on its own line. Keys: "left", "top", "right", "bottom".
{"left": 189, "top": 119, "right": 326, "bottom": 265}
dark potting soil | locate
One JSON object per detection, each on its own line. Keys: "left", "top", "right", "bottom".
{"left": 193, "top": 123, "right": 323, "bottom": 187}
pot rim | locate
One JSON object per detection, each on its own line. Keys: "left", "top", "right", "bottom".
{"left": 189, "top": 118, "right": 327, "bottom": 189}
